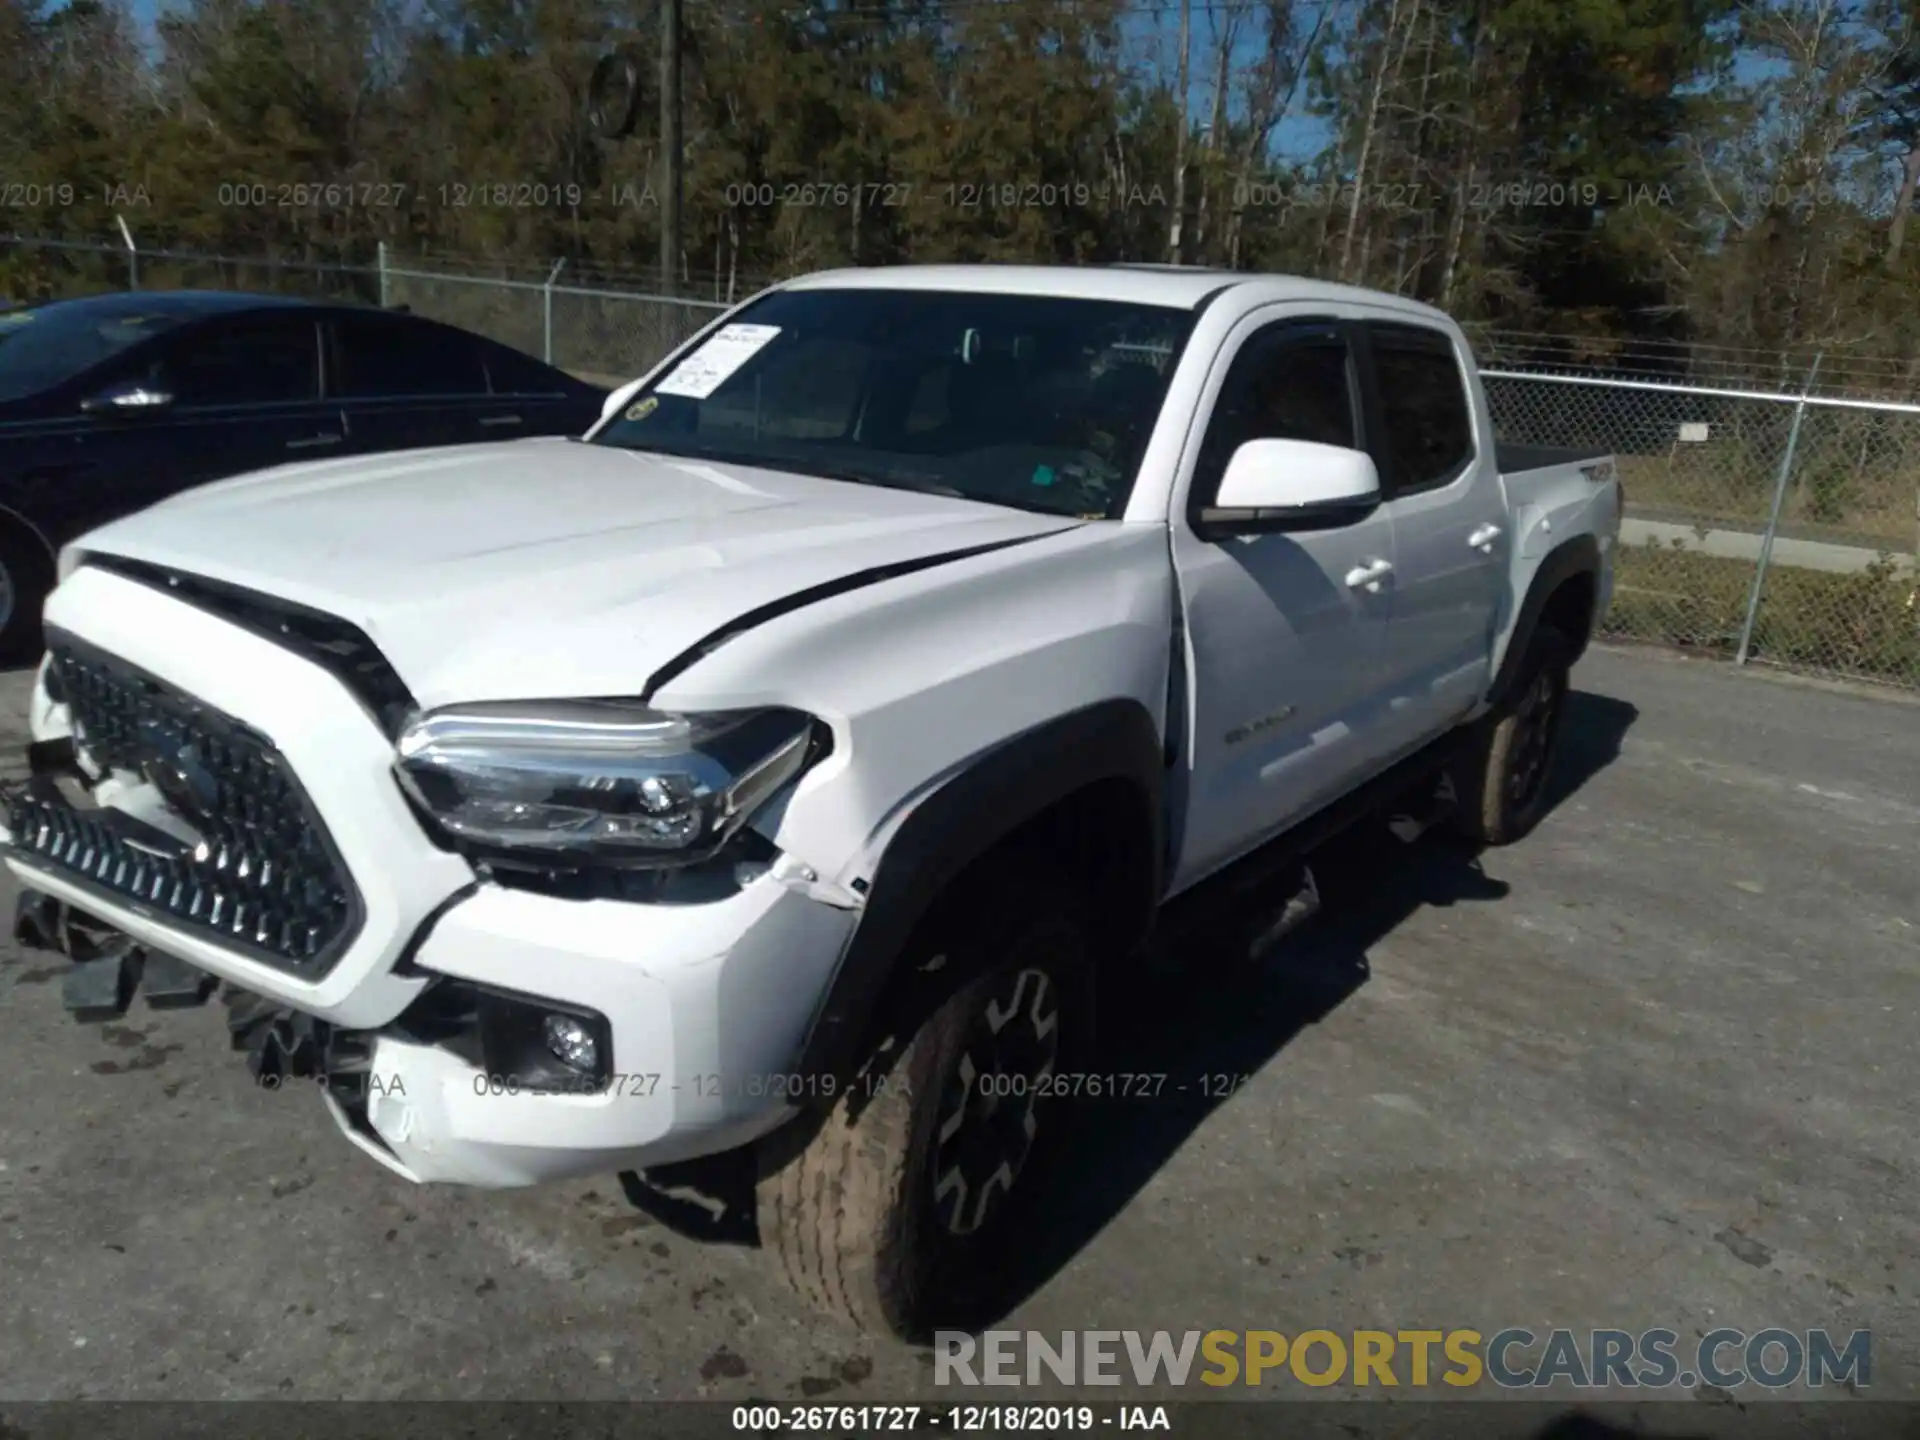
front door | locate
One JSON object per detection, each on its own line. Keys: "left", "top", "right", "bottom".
{"left": 5, "top": 313, "right": 332, "bottom": 545}
{"left": 1168, "top": 314, "right": 1398, "bottom": 892}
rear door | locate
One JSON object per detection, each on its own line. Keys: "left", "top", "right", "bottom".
{"left": 1167, "top": 313, "right": 1399, "bottom": 891}
{"left": 1360, "top": 320, "right": 1508, "bottom": 743}
{"left": 325, "top": 312, "right": 493, "bottom": 454}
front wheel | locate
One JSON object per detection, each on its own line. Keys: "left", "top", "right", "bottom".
{"left": 756, "top": 890, "right": 1092, "bottom": 1339}
{"left": 1451, "top": 625, "right": 1574, "bottom": 846}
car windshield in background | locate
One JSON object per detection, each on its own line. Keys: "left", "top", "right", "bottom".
{"left": 591, "top": 288, "right": 1199, "bottom": 518}
{"left": 0, "top": 303, "right": 203, "bottom": 403}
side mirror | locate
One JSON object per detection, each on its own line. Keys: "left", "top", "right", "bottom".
{"left": 1198, "top": 437, "right": 1381, "bottom": 538}
{"left": 81, "top": 380, "right": 174, "bottom": 416}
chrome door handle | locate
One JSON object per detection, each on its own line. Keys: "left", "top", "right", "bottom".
{"left": 1344, "top": 558, "right": 1394, "bottom": 591}
{"left": 478, "top": 414, "right": 524, "bottom": 427}
{"left": 1468, "top": 523, "right": 1503, "bottom": 551}
{"left": 286, "top": 433, "right": 343, "bottom": 450}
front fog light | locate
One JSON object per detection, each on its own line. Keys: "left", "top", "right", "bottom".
{"left": 544, "top": 1013, "right": 600, "bottom": 1073}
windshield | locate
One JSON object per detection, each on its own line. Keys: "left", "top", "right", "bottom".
{"left": 591, "top": 287, "right": 1199, "bottom": 519}
{"left": 0, "top": 304, "right": 200, "bottom": 403}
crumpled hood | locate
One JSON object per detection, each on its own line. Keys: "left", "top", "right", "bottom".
{"left": 67, "top": 437, "right": 1076, "bottom": 707}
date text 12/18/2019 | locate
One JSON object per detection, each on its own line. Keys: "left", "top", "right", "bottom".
{"left": 731, "top": 1405, "right": 1173, "bottom": 1431}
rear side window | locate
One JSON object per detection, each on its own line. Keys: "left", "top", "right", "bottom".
{"left": 331, "top": 315, "right": 487, "bottom": 398}
{"left": 1368, "top": 323, "right": 1473, "bottom": 494}
{"left": 1190, "top": 322, "right": 1358, "bottom": 505}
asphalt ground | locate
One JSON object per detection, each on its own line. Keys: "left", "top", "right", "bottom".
{"left": 0, "top": 643, "right": 1914, "bottom": 1417}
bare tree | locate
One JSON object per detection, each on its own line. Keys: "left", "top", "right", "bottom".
{"left": 1730, "top": 0, "right": 1900, "bottom": 347}
{"left": 1189, "top": 0, "right": 1245, "bottom": 259}
{"left": 1224, "top": 0, "right": 1330, "bottom": 268}
{"left": 1168, "top": 0, "right": 1191, "bottom": 262}
{"left": 1337, "top": 0, "right": 1412, "bottom": 283}
{"left": 1860, "top": 0, "right": 1919, "bottom": 263}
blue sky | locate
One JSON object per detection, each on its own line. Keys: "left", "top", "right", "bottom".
{"left": 1120, "top": 4, "right": 1341, "bottom": 163}
{"left": 125, "top": 0, "right": 161, "bottom": 50}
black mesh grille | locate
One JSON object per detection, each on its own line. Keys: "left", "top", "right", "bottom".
{"left": 4, "top": 637, "right": 362, "bottom": 974}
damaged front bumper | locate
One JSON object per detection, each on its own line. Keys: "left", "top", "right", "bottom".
{"left": 15, "top": 881, "right": 389, "bottom": 1103}
{"left": 12, "top": 872, "right": 858, "bottom": 1187}
{"left": 5, "top": 571, "right": 864, "bottom": 1189}
{"left": 9, "top": 857, "right": 860, "bottom": 1189}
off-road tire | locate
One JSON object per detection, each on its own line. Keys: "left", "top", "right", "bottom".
{"left": 755, "top": 887, "right": 1091, "bottom": 1340}
{"left": 1451, "top": 624, "right": 1574, "bottom": 846}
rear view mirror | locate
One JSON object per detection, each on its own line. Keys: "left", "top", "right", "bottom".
{"left": 81, "top": 381, "right": 174, "bottom": 416}
{"left": 1198, "top": 438, "right": 1380, "bottom": 538}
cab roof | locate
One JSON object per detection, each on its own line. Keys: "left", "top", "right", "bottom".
{"left": 781, "top": 263, "right": 1450, "bottom": 320}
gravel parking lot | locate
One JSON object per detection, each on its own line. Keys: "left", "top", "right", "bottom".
{"left": 0, "top": 643, "right": 1913, "bottom": 1409}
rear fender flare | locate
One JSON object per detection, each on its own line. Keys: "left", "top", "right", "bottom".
{"left": 1489, "top": 534, "right": 1599, "bottom": 710}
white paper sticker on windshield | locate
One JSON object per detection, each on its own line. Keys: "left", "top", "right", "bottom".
{"left": 652, "top": 323, "right": 782, "bottom": 399}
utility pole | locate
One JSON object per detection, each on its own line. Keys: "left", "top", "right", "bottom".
{"left": 1168, "top": 0, "right": 1190, "bottom": 264}
{"left": 659, "top": 0, "right": 683, "bottom": 295}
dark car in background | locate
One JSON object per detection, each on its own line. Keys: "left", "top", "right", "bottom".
{"left": 0, "top": 290, "right": 609, "bottom": 654}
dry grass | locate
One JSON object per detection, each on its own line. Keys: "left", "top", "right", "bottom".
{"left": 1605, "top": 541, "right": 1920, "bottom": 688}
{"left": 1616, "top": 448, "right": 1918, "bottom": 550}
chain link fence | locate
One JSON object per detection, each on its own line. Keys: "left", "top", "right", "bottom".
{"left": 1484, "top": 371, "right": 1920, "bottom": 690}
{"left": 0, "top": 234, "right": 728, "bottom": 385}
{"left": 379, "top": 265, "right": 723, "bottom": 387}
{"left": 5, "top": 233, "right": 1917, "bottom": 691}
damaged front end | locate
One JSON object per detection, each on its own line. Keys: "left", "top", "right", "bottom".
{"left": 0, "top": 648, "right": 388, "bottom": 1113}
{"left": 12, "top": 882, "right": 381, "bottom": 1106}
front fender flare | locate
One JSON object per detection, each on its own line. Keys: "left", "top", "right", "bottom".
{"left": 792, "top": 698, "right": 1164, "bottom": 1087}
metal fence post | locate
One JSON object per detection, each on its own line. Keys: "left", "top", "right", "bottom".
{"left": 115, "top": 214, "right": 138, "bottom": 290}
{"left": 377, "top": 242, "right": 390, "bottom": 308}
{"left": 1735, "top": 352, "right": 1823, "bottom": 667}
{"left": 543, "top": 259, "right": 567, "bottom": 364}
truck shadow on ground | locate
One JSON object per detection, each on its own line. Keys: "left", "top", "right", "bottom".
{"left": 622, "top": 689, "right": 1639, "bottom": 1334}
{"left": 951, "top": 687, "right": 1639, "bottom": 1329}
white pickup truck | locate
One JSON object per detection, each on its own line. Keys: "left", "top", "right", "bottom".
{"left": 3, "top": 264, "right": 1619, "bottom": 1338}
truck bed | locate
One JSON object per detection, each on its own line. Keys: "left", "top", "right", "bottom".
{"left": 1496, "top": 441, "right": 1611, "bottom": 475}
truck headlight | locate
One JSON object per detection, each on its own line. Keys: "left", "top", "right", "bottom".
{"left": 393, "top": 700, "right": 819, "bottom": 866}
